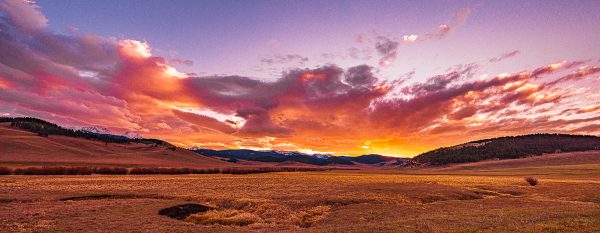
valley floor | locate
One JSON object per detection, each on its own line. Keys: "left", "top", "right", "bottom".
{"left": 1, "top": 162, "right": 600, "bottom": 232}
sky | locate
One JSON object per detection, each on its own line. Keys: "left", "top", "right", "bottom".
{"left": 1, "top": 0, "right": 600, "bottom": 157}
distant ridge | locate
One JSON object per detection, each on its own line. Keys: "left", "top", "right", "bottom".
{"left": 192, "top": 149, "right": 407, "bottom": 166}
{"left": 412, "top": 134, "right": 600, "bottom": 166}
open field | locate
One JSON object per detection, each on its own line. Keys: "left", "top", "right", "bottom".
{"left": 1, "top": 160, "right": 599, "bottom": 232}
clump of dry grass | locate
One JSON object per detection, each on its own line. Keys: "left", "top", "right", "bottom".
{"left": 0, "top": 166, "right": 12, "bottom": 175}
{"left": 524, "top": 177, "right": 538, "bottom": 186}
{"left": 296, "top": 205, "right": 331, "bottom": 228}
{"left": 185, "top": 198, "right": 332, "bottom": 228}
{"left": 186, "top": 209, "right": 262, "bottom": 226}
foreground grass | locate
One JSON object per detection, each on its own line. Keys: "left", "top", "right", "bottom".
{"left": 0, "top": 168, "right": 599, "bottom": 232}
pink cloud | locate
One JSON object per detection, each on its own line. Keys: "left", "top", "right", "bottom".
{"left": 489, "top": 50, "right": 520, "bottom": 63}
{"left": 0, "top": 0, "right": 47, "bottom": 31}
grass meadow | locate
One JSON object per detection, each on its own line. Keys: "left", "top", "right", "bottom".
{"left": 1, "top": 163, "right": 599, "bottom": 232}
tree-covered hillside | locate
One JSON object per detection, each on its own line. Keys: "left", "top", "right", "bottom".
{"left": 1, "top": 117, "right": 172, "bottom": 147}
{"left": 413, "top": 134, "right": 600, "bottom": 165}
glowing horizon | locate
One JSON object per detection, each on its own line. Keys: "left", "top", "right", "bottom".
{"left": 1, "top": 0, "right": 599, "bottom": 157}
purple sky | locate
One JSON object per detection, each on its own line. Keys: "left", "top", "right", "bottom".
{"left": 37, "top": 0, "right": 600, "bottom": 80}
{"left": 2, "top": 0, "right": 600, "bottom": 156}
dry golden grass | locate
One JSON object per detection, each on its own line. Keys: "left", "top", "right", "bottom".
{"left": 1, "top": 127, "right": 599, "bottom": 232}
{"left": 0, "top": 162, "right": 599, "bottom": 232}
{"left": 0, "top": 125, "right": 231, "bottom": 168}
{"left": 187, "top": 209, "right": 263, "bottom": 226}
{"left": 185, "top": 198, "right": 332, "bottom": 228}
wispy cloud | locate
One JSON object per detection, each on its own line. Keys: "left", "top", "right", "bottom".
{"left": 260, "top": 54, "right": 308, "bottom": 66}
{"left": 373, "top": 6, "right": 472, "bottom": 66}
{"left": 489, "top": 50, "right": 520, "bottom": 63}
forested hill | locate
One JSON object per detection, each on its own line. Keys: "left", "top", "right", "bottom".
{"left": 412, "top": 134, "right": 600, "bottom": 165}
{"left": 0, "top": 117, "right": 172, "bottom": 147}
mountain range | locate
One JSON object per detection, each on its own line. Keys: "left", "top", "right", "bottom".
{"left": 191, "top": 148, "right": 406, "bottom": 166}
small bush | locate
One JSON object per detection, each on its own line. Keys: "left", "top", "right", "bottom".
{"left": 0, "top": 167, "right": 12, "bottom": 175}
{"left": 524, "top": 177, "right": 538, "bottom": 186}
{"left": 129, "top": 167, "right": 163, "bottom": 175}
{"left": 93, "top": 167, "right": 129, "bottom": 175}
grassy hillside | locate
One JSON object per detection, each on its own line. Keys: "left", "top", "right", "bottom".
{"left": 0, "top": 123, "right": 231, "bottom": 168}
{"left": 1, "top": 117, "right": 173, "bottom": 146}
{"left": 413, "top": 134, "right": 600, "bottom": 165}
{"left": 436, "top": 151, "right": 600, "bottom": 171}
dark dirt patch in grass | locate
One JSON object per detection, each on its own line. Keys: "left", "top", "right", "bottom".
{"left": 0, "top": 198, "right": 15, "bottom": 203}
{"left": 472, "top": 189, "right": 500, "bottom": 196}
{"left": 159, "top": 203, "right": 213, "bottom": 220}
{"left": 320, "top": 198, "right": 373, "bottom": 207}
{"left": 577, "top": 197, "right": 600, "bottom": 204}
{"left": 420, "top": 192, "right": 483, "bottom": 203}
{"left": 472, "top": 186, "right": 524, "bottom": 197}
{"left": 0, "top": 198, "right": 36, "bottom": 203}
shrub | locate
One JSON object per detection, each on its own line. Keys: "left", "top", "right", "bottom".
{"left": 13, "top": 166, "right": 92, "bottom": 175}
{"left": 129, "top": 167, "right": 194, "bottom": 175}
{"left": 129, "top": 167, "right": 161, "bottom": 175}
{"left": 524, "top": 177, "right": 538, "bottom": 186}
{"left": 0, "top": 167, "right": 12, "bottom": 175}
{"left": 93, "top": 167, "right": 129, "bottom": 175}
{"left": 8, "top": 166, "right": 328, "bottom": 175}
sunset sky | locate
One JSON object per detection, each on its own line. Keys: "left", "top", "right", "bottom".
{"left": 1, "top": 0, "right": 599, "bottom": 157}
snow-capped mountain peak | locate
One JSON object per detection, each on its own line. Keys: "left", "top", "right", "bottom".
{"left": 81, "top": 126, "right": 111, "bottom": 134}
{"left": 123, "top": 131, "right": 142, "bottom": 139}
